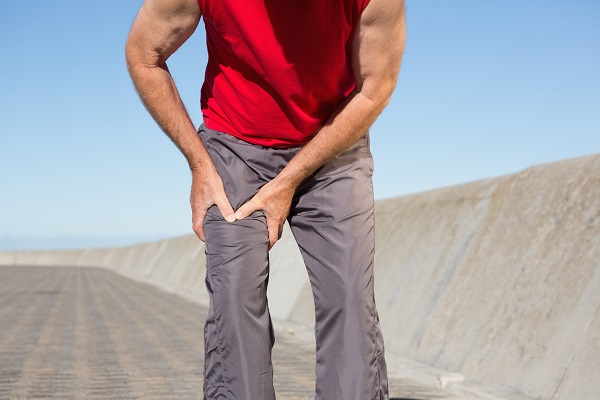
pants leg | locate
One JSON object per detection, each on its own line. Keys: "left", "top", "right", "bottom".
{"left": 288, "top": 133, "right": 389, "bottom": 400}
{"left": 199, "top": 125, "right": 298, "bottom": 400}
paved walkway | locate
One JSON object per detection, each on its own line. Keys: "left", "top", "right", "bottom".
{"left": 0, "top": 266, "right": 458, "bottom": 400}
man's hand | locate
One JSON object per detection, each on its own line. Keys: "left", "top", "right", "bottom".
{"left": 190, "top": 167, "right": 236, "bottom": 241}
{"left": 234, "top": 178, "right": 297, "bottom": 250}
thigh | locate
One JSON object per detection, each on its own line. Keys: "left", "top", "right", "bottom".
{"left": 287, "top": 133, "right": 380, "bottom": 398}
{"left": 199, "top": 124, "right": 269, "bottom": 211}
{"left": 288, "top": 132, "right": 376, "bottom": 295}
{"left": 198, "top": 124, "right": 277, "bottom": 284}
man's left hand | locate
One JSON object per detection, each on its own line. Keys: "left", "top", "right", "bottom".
{"left": 234, "top": 179, "right": 297, "bottom": 250}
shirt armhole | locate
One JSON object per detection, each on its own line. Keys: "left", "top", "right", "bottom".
{"left": 360, "top": 0, "right": 371, "bottom": 13}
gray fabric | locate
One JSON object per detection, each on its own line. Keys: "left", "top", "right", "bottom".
{"left": 198, "top": 124, "right": 388, "bottom": 400}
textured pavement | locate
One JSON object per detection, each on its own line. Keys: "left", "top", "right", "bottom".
{"left": 0, "top": 266, "right": 457, "bottom": 400}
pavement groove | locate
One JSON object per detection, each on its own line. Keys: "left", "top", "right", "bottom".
{"left": 1, "top": 270, "right": 65, "bottom": 399}
{"left": 0, "top": 271, "right": 54, "bottom": 328}
{"left": 94, "top": 269, "right": 201, "bottom": 399}
{"left": 23, "top": 268, "right": 77, "bottom": 400}
{"left": 0, "top": 266, "right": 459, "bottom": 400}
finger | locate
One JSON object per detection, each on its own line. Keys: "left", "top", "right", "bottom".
{"left": 267, "top": 219, "right": 282, "bottom": 250}
{"left": 235, "top": 197, "right": 261, "bottom": 220}
{"left": 192, "top": 207, "right": 208, "bottom": 242}
{"left": 214, "top": 191, "right": 236, "bottom": 222}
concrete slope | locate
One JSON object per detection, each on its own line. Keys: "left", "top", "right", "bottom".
{"left": 368, "top": 153, "right": 600, "bottom": 399}
{"left": 1, "top": 153, "right": 599, "bottom": 400}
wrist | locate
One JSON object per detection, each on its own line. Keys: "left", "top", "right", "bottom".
{"left": 273, "top": 167, "right": 305, "bottom": 193}
{"left": 189, "top": 161, "right": 204, "bottom": 175}
{"left": 188, "top": 146, "right": 215, "bottom": 176}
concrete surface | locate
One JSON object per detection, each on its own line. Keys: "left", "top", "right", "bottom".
{"left": 1, "top": 153, "right": 599, "bottom": 399}
{"left": 0, "top": 266, "right": 458, "bottom": 400}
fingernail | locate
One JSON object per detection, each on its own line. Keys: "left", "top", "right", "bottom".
{"left": 226, "top": 214, "right": 235, "bottom": 222}
{"left": 235, "top": 211, "right": 243, "bottom": 219}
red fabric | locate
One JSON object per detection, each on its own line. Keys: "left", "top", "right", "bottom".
{"left": 198, "top": 0, "right": 371, "bottom": 148}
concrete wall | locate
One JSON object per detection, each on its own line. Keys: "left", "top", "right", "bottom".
{"left": 2, "top": 153, "right": 599, "bottom": 400}
{"left": 369, "top": 153, "right": 600, "bottom": 400}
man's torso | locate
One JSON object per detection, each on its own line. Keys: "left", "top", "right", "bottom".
{"left": 198, "top": 0, "right": 370, "bottom": 148}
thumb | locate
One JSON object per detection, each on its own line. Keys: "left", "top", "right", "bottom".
{"left": 235, "top": 196, "right": 262, "bottom": 220}
{"left": 214, "top": 191, "right": 236, "bottom": 223}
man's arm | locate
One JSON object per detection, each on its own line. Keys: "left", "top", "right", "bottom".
{"left": 125, "top": 0, "right": 236, "bottom": 241}
{"left": 235, "top": 0, "right": 406, "bottom": 249}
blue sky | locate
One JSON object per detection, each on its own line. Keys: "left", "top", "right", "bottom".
{"left": 1, "top": 1, "right": 599, "bottom": 250}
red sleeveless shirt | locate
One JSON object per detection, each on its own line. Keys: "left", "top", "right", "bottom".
{"left": 198, "top": 0, "right": 370, "bottom": 148}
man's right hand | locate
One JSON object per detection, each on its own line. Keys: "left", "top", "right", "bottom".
{"left": 190, "top": 168, "right": 237, "bottom": 241}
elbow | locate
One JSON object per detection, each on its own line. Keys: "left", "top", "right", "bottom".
{"left": 379, "top": 80, "right": 396, "bottom": 109}
{"left": 358, "top": 78, "right": 397, "bottom": 112}
{"left": 124, "top": 34, "right": 163, "bottom": 77}
{"left": 125, "top": 36, "right": 140, "bottom": 75}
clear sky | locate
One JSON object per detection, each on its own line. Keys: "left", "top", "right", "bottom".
{"left": 1, "top": 1, "right": 599, "bottom": 250}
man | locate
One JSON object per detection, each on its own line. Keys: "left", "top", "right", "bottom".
{"left": 126, "top": 0, "right": 405, "bottom": 398}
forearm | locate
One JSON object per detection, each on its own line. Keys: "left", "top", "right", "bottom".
{"left": 276, "top": 0, "right": 406, "bottom": 191}
{"left": 275, "top": 88, "right": 390, "bottom": 189}
{"left": 126, "top": 52, "right": 211, "bottom": 173}
{"left": 126, "top": 0, "right": 237, "bottom": 238}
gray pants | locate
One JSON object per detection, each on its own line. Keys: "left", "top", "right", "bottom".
{"left": 198, "top": 124, "right": 388, "bottom": 400}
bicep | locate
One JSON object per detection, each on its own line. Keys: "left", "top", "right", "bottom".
{"left": 126, "top": 0, "right": 201, "bottom": 66}
{"left": 352, "top": 0, "right": 406, "bottom": 100}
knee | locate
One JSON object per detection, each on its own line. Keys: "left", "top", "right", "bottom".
{"left": 207, "top": 268, "right": 270, "bottom": 323}
{"left": 317, "top": 277, "right": 374, "bottom": 320}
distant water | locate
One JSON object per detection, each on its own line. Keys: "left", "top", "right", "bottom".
{"left": 0, "top": 235, "right": 173, "bottom": 251}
